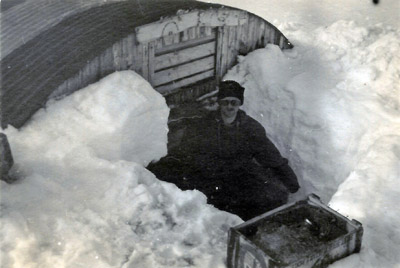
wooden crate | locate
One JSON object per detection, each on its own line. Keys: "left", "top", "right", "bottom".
{"left": 227, "top": 194, "right": 363, "bottom": 268}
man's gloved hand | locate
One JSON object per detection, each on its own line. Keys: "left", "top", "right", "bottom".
{"left": 273, "top": 164, "right": 300, "bottom": 193}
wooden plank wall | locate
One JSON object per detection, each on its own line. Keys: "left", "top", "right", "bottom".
{"left": 50, "top": 12, "right": 292, "bottom": 103}
{"left": 215, "top": 15, "right": 292, "bottom": 83}
{"left": 152, "top": 26, "right": 217, "bottom": 94}
{"left": 50, "top": 34, "right": 138, "bottom": 99}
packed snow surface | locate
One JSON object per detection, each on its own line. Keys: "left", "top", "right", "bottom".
{"left": 1, "top": 71, "right": 241, "bottom": 267}
{"left": 1, "top": 0, "right": 400, "bottom": 267}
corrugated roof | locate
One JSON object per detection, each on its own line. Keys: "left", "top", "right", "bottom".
{"left": 1, "top": 0, "right": 221, "bottom": 128}
{"left": 1, "top": 0, "right": 126, "bottom": 59}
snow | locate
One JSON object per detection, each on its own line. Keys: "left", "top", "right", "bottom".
{"left": 1, "top": 0, "right": 400, "bottom": 267}
{"left": 225, "top": 21, "right": 400, "bottom": 202}
{"left": 222, "top": 1, "right": 400, "bottom": 267}
{"left": 1, "top": 71, "right": 241, "bottom": 267}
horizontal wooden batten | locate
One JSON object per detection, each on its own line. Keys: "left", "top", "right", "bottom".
{"left": 155, "top": 33, "right": 216, "bottom": 56}
{"left": 155, "top": 41, "right": 216, "bottom": 71}
{"left": 156, "top": 69, "right": 215, "bottom": 94}
{"left": 135, "top": 9, "right": 246, "bottom": 43}
{"left": 153, "top": 55, "right": 215, "bottom": 87}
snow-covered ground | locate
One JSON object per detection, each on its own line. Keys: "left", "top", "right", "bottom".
{"left": 1, "top": 0, "right": 399, "bottom": 267}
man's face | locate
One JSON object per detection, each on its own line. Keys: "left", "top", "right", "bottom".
{"left": 219, "top": 97, "right": 241, "bottom": 120}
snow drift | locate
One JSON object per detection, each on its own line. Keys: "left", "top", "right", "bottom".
{"left": 1, "top": 71, "right": 241, "bottom": 267}
{"left": 1, "top": 8, "right": 400, "bottom": 268}
{"left": 225, "top": 20, "right": 400, "bottom": 267}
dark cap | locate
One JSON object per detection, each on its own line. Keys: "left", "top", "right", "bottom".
{"left": 217, "top": 80, "right": 245, "bottom": 104}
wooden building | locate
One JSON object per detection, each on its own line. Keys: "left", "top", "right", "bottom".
{"left": 1, "top": 0, "right": 292, "bottom": 129}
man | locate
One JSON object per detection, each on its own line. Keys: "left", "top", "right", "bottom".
{"left": 148, "top": 81, "right": 299, "bottom": 220}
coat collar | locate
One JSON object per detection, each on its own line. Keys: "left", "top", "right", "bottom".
{"left": 214, "top": 109, "right": 247, "bottom": 126}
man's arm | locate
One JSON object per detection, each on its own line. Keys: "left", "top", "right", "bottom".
{"left": 250, "top": 121, "right": 300, "bottom": 193}
{"left": 271, "top": 162, "right": 300, "bottom": 193}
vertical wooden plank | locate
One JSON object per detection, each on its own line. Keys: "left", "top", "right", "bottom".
{"left": 196, "top": 26, "right": 201, "bottom": 38}
{"left": 246, "top": 15, "right": 255, "bottom": 51}
{"left": 226, "top": 26, "right": 232, "bottom": 70}
{"left": 99, "top": 50, "right": 105, "bottom": 76}
{"left": 253, "top": 17, "right": 259, "bottom": 49}
{"left": 107, "top": 47, "right": 114, "bottom": 74}
{"left": 227, "top": 26, "right": 237, "bottom": 71}
{"left": 205, "top": 26, "right": 212, "bottom": 37}
{"left": 65, "top": 79, "right": 71, "bottom": 94}
{"left": 86, "top": 58, "right": 93, "bottom": 84}
{"left": 148, "top": 41, "right": 156, "bottom": 85}
{"left": 155, "top": 37, "right": 163, "bottom": 50}
{"left": 252, "top": 16, "right": 260, "bottom": 50}
{"left": 99, "top": 48, "right": 111, "bottom": 77}
{"left": 220, "top": 26, "right": 229, "bottom": 78}
{"left": 256, "top": 18, "right": 262, "bottom": 48}
{"left": 269, "top": 28, "right": 276, "bottom": 44}
{"left": 133, "top": 42, "right": 143, "bottom": 76}
{"left": 173, "top": 31, "right": 180, "bottom": 44}
{"left": 121, "top": 37, "right": 129, "bottom": 70}
{"left": 255, "top": 18, "right": 262, "bottom": 48}
{"left": 90, "top": 57, "right": 98, "bottom": 82}
{"left": 120, "top": 39, "right": 126, "bottom": 70}
{"left": 80, "top": 66, "right": 88, "bottom": 92}
{"left": 72, "top": 76, "right": 80, "bottom": 92}
{"left": 239, "top": 13, "right": 249, "bottom": 54}
{"left": 78, "top": 64, "right": 84, "bottom": 90}
{"left": 215, "top": 26, "right": 224, "bottom": 82}
{"left": 113, "top": 41, "right": 122, "bottom": 70}
{"left": 258, "top": 20, "right": 265, "bottom": 47}
{"left": 249, "top": 16, "right": 256, "bottom": 50}
{"left": 142, "top": 43, "right": 149, "bottom": 80}
{"left": 279, "top": 35, "right": 285, "bottom": 49}
{"left": 188, "top": 27, "right": 196, "bottom": 40}
{"left": 273, "top": 29, "right": 279, "bottom": 45}
{"left": 85, "top": 61, "right": 91, "bottom": 84}
{"left": 127, "top": 35, "right": 136, "bottom": 70}
{"left": 276, "top": 32, "right": 282, "bottom": 47}
{"left": 235, "top": 23, "right": 241, "bottom": 53}
{"left": 180, "top": 28, "right": 188, "bottom": 42}
{"left": 199, "top": 26, "right": 206, "bottom": 38}
{"left": 263, "top": 24, "right": 271, "bottom": 47}
{"left": 232, "top": 26, "right": 239, "bottom": 67}
{"left": 79, "top": 64, "right": 89, "bottom": 89}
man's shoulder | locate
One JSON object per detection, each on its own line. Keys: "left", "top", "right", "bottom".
{"left": 200, "top": 110, "right": 220, "bottom": 122}
{"left": 238, "top": 110, "right": 264, "bottom": 129}
{"left": 187, "top": 110, "right": 218, "bottom": 129}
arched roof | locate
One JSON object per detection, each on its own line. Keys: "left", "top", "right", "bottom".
{"left": 1, "top": 0, "right": 222, "bottom": 128}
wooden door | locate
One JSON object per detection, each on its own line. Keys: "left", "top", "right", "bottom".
{"left": 135, "top": 8, "right": 249, "bottom": 97}
{"left": 149, "top": 26, "right": 217, "bottom": 94}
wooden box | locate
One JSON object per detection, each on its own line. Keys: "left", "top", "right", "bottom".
{"left": 227, "top": 194, "right": 363, "bottom": 268}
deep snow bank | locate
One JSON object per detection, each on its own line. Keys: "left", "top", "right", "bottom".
{"left": 225, "top": 20, "right": 400, "bottom": 267}
{"left": 226, "top": 20, "right": 400, "bottom": 201}
{"left": 1, "top": 71, "right": 241, "bottom": 268}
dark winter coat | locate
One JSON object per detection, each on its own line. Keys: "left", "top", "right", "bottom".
{"left": 148, "top": 109, "right": 299, "bottom": 220}
{"left": 181, "top": 110, "right": 298, "bottom": 188}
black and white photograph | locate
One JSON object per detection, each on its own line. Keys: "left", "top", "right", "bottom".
{"left": 0, "top": 0, "right": 399, "bottom": 267}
